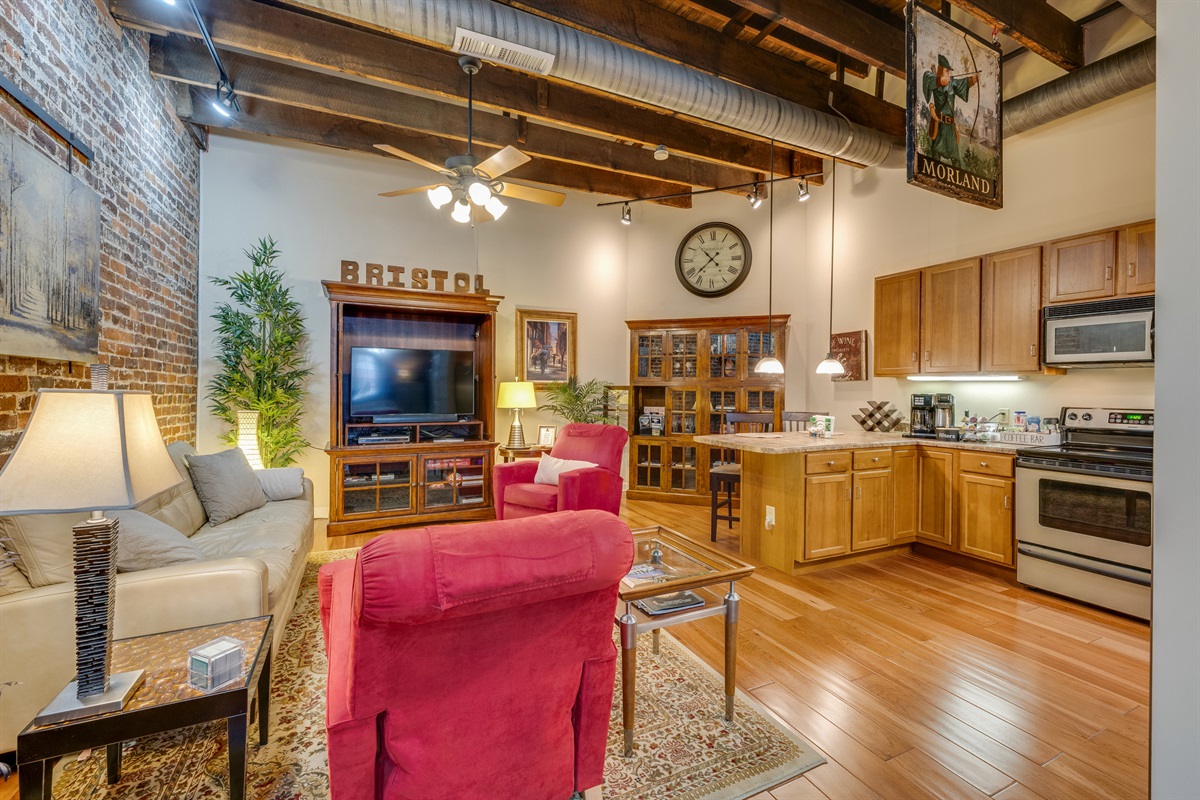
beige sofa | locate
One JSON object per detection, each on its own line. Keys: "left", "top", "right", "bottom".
{"left": 0, "top": 442, "right": 314, "bottom": 753}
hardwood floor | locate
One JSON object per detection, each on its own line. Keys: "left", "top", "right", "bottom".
{"left": 3, "top": 499, "right": 1148, "bottom": 800}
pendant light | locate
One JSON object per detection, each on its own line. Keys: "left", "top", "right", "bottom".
{"left": 754, "top": 140, "right": 784, "bottom": 375}
{"left": 816, "top": 160, "right": 845, "bottom": 376}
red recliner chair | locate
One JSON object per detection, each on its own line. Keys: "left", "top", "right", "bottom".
{"left": 493, "top": 423, "right": 628, "bottom": 520}
{"left": 319, "top": 510, "right": 634, "bottom": 800}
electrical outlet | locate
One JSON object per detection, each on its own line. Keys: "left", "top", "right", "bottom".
{"left": 765, "top": 505, "right": 776, "bottom": 530}
{"left": 997, "top": 408, "right": 1010, "bottom": 424}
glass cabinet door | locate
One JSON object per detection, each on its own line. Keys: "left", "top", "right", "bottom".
{"left": 746, "top": 330, "right": 778, "bottom": 373}
{"left": 421, "top": 453, "right": 488, "bottom": 510}
{"left": 669, "top": 445, "right": 698, "bottom": 491}
{"left": 709, "top": 332, "right": 738, "bottom": 379}
{"left": 636, "top": 333, "right": 666, "bottom": 380}
{"left": 745, "top": 388, "right": 777, "bottom": 416}
{"left": 634, "top": 440, "right": 665, "bottom": 491}
{"left": 668, "top": 332, "right": 699, "bottom": 379}
{"left": 668, "top": 388, "right": 698, "bottom": 435}
{"left": 341, "top": 458, "right": 414, "bottom": 517}
{"left": 709, "top": 390, "right": 737, "bottom": 434}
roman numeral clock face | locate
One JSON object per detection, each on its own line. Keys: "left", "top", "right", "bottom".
{"left": 675, "top": 223, "right": 752, "bottom": 298}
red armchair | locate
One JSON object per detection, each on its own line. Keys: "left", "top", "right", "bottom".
{"left": 319, "top": 510, "right": 634, "bottom": 800}
{"left": 494, "top": 423, "right": 629, "bottom": 520}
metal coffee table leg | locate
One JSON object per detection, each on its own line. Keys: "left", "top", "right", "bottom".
{"left": 620, "top": 602, "right": 638, "bottom": 757}
{"left": 723, "top": 582, "right": 740, "bottom": 721}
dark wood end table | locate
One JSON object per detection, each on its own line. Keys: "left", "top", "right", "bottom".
{"left": 497, "top": 444, "right": 552, "bottom": 462}
{"left": 17, "top": 616, "right": 272, "bottom": 800}
{"left": 616, "top": 527, "right": 754, "bottom": 756}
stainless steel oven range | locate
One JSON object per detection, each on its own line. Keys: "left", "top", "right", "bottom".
{"left": 1015, "top": 407, "right": 1152, "bottom": 620}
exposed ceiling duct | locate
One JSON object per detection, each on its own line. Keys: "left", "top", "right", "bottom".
{"left": 1117, "top": 0, "right": 1157, "bottom": 29}
{"left": 286, "top": 0, "right": 904, "bottom": 168}
{"left": 1003, "top": 38, "right": 1156, "bottom": 137}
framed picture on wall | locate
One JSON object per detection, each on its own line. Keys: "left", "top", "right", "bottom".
{"left": 516, "top": 309, "right": 577, "bottom": 387}
{"left": 537, "top": 425, "right": 557, "bottom": 447}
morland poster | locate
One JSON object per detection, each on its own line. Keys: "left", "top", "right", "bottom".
{"left": 906, "top": 1, "right": 1003, "bottom": 209}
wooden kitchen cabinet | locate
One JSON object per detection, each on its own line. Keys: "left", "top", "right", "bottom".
{"left": 958, "top": 472, "right": 1014, "bottom": 565}
{"left": 804, "top": 472, "right": 851, "bottom": 560}
{"left": 982, "top": 246, "right": 1042, "bottom": 373}
{"left": 922, "top": 259, "right": 981, "bottom": 373}
{"left": 1045, "top": 231, "right": 1117, "bottom": 303}
{"left": 852, "top": 469, "right": 893, "bottom": 551}
{"left": 874, "top": 271, "right": 922, "bottom": 376}
{"left": 892, "top": 447, "right": 917, "bottom": 543}
{"left": 917, "top": 448, "right": 955, "bottom": 547}
{"left": 1120, "top": 221, "right": 1155, "bottom": 296}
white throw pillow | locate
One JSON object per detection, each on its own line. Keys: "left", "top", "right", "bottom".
{"left": 257, "top": 468, "right": 305, "bottom": 501}
{"left": 112, "top": 509, "right": 204, "bottom": 572}
{"left": 534, "top": 454, "right": 599, "bottom": 486}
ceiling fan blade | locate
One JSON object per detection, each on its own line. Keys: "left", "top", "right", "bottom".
{"left": 373, "top": 144, "right": 447, "bottom": 174}
{"left": 496, "top": 181, "right": 566, "bottom": 207}
{"left": 475, "top": 146, "right": 530, "bottom": 179}
{"left": 378, "top": 184, "right": 442, "bottom": 198}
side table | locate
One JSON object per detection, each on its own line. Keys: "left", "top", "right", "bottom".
{"left": 497, "top": 444, "right": 551, "bottom": 463}
{"left": 17, "top": 616, "right": 272, "bottom": 800}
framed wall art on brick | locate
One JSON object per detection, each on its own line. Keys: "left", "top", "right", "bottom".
{"left": 0, "top": 129, "right": 101, "bottom": 362}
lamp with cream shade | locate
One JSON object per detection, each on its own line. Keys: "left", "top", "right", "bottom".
{"left": 496, "top": 380, "right": 537, "bottom": 449}
{"left": 0, "top": 389, "right": 182, "bottom": 723}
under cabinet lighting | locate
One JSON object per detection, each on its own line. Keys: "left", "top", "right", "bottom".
{"left": 906, "top": 375, "right": 1023, "bottom": 382}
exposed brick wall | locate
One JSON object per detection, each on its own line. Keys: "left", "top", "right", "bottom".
{"left": 0, "top": 0, "right": 200, "bottom": 455}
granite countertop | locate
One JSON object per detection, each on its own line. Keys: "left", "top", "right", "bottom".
{"left": 692, "top": 430, "right": 1024, "bottom": 455}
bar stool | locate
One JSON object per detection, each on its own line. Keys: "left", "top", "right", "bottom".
{"left": 710, "top": 411, "right": 775, "bottom": 541}
{"left": 781, "top": 410, "right": 829, "bottom": 432}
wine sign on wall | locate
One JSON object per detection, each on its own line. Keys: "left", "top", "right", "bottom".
{"left": 339, "top": 260, "right": 490, "bottom": 295}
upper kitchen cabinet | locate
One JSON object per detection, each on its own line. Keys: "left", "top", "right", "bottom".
{"left": 921, "top": 259, "right": 981, "bottom": 374}
{"left": 1045, "top": 231, "right": 1117, "bottom": 303}
{"left": 873, "top": 271, "right": 922, "bottom": 376}
{"left": 982, "top": 246, "right": 1043, "bottom": 373}
{"left": 1120, "top": 221, "right": 1155, "bottom": 296}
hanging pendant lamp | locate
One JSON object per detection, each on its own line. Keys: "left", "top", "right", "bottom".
{"left": 816, "top": 160, "right": 845, "bottom": 376}
{"left": 754, "top": 140, "right": 784, "bottom": 375}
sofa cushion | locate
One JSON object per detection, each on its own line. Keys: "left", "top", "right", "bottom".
{"left": 534, "top": 454, "right": 599, "bottom": 486}
{"left": 185, "top": 449, "right": 268, "bottom": 526}
{"left": 504, "top": 482, "right": 558, "bottom": 512}
{"left": 135, "top": 441, "right": 208, "bottom": 537}
{"left": 112, "top": 510, "right": 204, "bottom": 573}
{"left": 0, "top": 511, "right": 87, "bottom": 587}
{"left": 0, "top": 540, "right": 32, "bottom": 596}
{"left": 257, "top": 468, "right": 305, "bottom": 501}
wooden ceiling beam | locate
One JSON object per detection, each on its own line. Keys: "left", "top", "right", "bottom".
{"left": 111, "top": 0, "right": 815, "bottom": 176}
{"left": 151, "top": 36, "right": 762, "bottom": 189}
{"left": 176, "top": 86, "right": 695, "bottom": 207}
{"left": 502, "top": 0, "right": 901, "bottom": 135}
{"left": 722, "top": 0, "right": 906, "bottom": 77}
{"left": 945, "top": 0, "right": 1084, "bottom": 70}
{"left": 674, "top": 0, "right": 871, "bottom": 78}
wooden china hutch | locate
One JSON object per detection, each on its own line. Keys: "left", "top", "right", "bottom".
{"left": 625, "top": 315, "right": 787, "bottom": 505}
{"left": 323, "top": 281, "right": 501, "bottom": 537}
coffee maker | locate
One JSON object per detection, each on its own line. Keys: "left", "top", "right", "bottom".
{"left": 909, "top": 393, "right": 936, "bottom": 438}
{"left": 934, "top": 393, "right": 956, "bottom": 430}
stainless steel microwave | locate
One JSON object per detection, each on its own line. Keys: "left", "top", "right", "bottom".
{"left": 1043, "top": 296, "right": 1154, "bottom": 367}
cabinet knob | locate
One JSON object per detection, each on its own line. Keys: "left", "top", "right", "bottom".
{"left": 980, "top": 461, "right": 988, "bottom": 467}
{"left": 827, "top": 460, "right": 835, "bottom": 466}
{"left": 872, "top": 457, "right": 879, "bottom": 462}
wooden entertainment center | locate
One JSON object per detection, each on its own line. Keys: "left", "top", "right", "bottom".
{"left": 323, "top": 281, "right": 501, "bottom": 537}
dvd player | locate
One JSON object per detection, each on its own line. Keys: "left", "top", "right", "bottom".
{"left": 358, "top": 435, "right": 410, "bottom": 444}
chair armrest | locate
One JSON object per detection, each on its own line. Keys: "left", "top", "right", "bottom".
{"left": 492, "top": 460, "right": 540, "bottom": 519}
{"left": 558, "top": 467, "right": 624, "bottom": 516}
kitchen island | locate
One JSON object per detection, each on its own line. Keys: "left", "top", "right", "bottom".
{"left": 693, "top": 430, "right": 1022, "bottom": 573}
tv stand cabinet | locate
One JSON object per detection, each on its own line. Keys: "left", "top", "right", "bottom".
{"left": 323, "top": 282, "right": 502, "bottom": 537}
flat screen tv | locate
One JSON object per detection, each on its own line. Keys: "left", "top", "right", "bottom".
{"left": 349, "top": 346, "right": 475, "bottom": 422}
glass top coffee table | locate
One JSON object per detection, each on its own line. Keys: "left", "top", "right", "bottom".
{"left": 616, "top": 526, "right": 754, "bottom": 756}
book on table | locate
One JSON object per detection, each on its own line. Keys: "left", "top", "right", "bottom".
{"left": 634, "top": 591, "right": 705, "bottom": 616}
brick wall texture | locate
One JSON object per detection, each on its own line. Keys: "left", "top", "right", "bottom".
{"left": 0, "top": 0, "right": 201, "bottom": 456}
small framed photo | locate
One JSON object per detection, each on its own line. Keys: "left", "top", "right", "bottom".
{"left": 537, "top": 425, "right": 557, "bottom": 447}
{"left": 516, "top": 308, "right": 577, "bottom": 387}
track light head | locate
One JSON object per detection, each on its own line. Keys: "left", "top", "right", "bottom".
{"left": 212, "top": 78, "right": 239, "bottom": 117}
{"left": 747, "top": 184, "right": 763, "bottom": 209}
{"left": 620, "top": 203, "right": 632, "bottom": 225}
{"left": 797, "top": 178, "right": 810, "bottom": 202}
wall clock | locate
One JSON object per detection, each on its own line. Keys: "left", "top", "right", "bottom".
{"left": 675, "top": 222, "right": 752, "bottom": 298}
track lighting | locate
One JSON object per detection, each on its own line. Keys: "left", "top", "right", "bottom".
{"left": 747, "top": 184, "right": 763, "bottom": 209}
{"left": 451, "top": 199, "right": 472, "bottom": 223}
{"left": 484, "top": 195, "right": 507, "bottom": 220}
{"left": 427, "top": 185, "right": 454, "bottom": 209}
{"left": 797, "top": 178, "right": 810, "bottom": 202}
{"left": 212, "top": 78, "right": 239, "bottom": 117}
{"left": 467, "top": 180, "right": 492, "bottom": 206}
{"left": 620, "top": 203, "right": 631, "bottom": 225}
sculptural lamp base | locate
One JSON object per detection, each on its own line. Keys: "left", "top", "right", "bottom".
{"left": 506, "top": 410, "right": 528, "bottom": 449}
{"left": 35, "top": 670, "right": 145, "bottom": 725}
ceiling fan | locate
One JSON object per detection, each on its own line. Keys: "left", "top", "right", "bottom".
{"left": 374, "top": 55, "right": 566, "bottom": 222}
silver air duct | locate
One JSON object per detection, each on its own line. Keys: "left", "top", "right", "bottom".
{"left": 290, "top": 0, "right": 902, "bottom": 168}
{"left": 1003, "top": 38, "right": 1156, "bottom": 137}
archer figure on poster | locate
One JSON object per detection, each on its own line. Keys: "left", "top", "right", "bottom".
{"left": 923, "top": 54, "right": 978, "bottom": 168}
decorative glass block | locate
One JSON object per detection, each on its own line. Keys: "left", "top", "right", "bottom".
{"left": 188, "top": 636, "right": 245, "bottom": 692}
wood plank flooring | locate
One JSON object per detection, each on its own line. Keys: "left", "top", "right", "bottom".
{"left": 2, "top": 498, "right": 1149, "bottom": 800}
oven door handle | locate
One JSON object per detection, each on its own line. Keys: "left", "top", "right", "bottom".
{"left": 1017, "top": 543, "right": 1152, "bottom": 587}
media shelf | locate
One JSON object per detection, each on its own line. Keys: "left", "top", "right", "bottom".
{"left": 323, "top": 282, "right": 503, "bottom": 537}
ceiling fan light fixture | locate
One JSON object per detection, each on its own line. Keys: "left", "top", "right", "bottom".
{"left": 467, "top": 180, "right": 492, "bottom": 206}
{"left": 451, "top": 199, "right": 472, "bottom": 223}
{"left": 428, "top": 185, "right": 454, "bottom": 209}
{"left": 484, "top": 195, "right": 507, "bottom": 219}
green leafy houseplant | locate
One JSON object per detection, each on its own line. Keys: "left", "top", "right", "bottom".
{"left": 538, "top": 377, "right": 618, "bottom": 424}
{"left": 208, "top": 237, "right": 312, "bottom": 467}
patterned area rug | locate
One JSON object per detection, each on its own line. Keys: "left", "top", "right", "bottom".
{"left": 53, "top": 550, "right": 823, "bottom": 800}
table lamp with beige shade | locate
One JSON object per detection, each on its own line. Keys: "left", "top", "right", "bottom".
{"left": 0, "top": 388, "right": 182, "bottom": 723}
{"left": 497, "top": 380, "right": 537, "bottom": 449}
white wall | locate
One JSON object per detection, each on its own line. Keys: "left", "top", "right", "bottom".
{"left": 1152, "top": 2, "right": 1200, "bottom": 794}
{"left": 800, "top": 86, "right": 1156, "bottom": 426}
